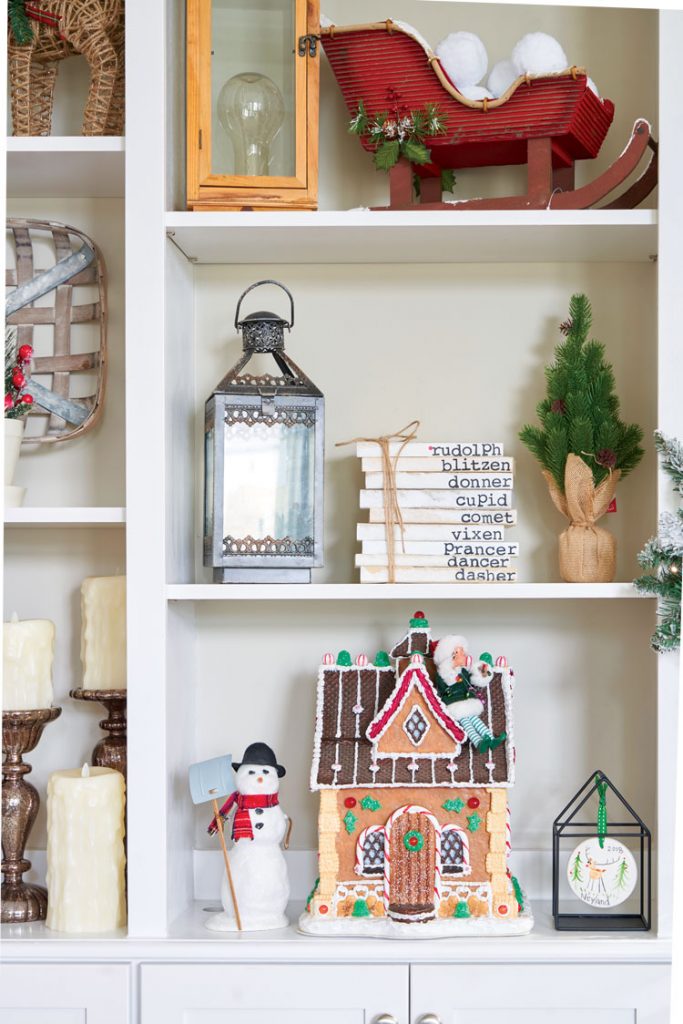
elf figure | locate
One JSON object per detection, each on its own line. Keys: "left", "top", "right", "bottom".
{"left": 206, "top": 742, "right": 291, "bottom": 932}
{"left": 433, "top": 635, "right": 507, "bottom": 753}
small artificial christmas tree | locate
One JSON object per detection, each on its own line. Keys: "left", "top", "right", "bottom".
{"left": 634, "top": 432, "right": 683, "bottom": 652}
{"left": 519, "top": 294, "right": 644, "bottom": 491}
{"left": 519, "top": 295, "right": 644, "bottom": 583}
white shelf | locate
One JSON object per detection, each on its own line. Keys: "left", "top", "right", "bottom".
{"left": 4, "top": 507, "right": 126, "bottom": 528}
{"left": 166, "top": 582, "right": 651, "bottom": 601}
{"left": 0, "top": 902, "right": 670, "bottom": 965}
{"left": 165, "top": 210, "right": 658, "bottom": 265}
{"left": 7, "top": 137, "right": 125, "bottom": 198}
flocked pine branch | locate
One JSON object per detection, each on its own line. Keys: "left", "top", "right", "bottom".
{"left": 635, "top": 432, "right": 683, "bottom": 652}
{"left": 519, "top": 294, "right": 644, "bottom": 492}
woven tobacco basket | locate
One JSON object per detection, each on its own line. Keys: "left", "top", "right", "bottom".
{"left": 6, "top": 218, "right": 107, "bottom": 444}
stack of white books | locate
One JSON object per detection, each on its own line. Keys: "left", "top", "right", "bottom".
{"left": 355, "top": 441, "right": 518, "bottom": 583}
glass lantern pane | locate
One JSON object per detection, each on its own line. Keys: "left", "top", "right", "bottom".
{"left": 211, "top": 0, "right": 296, "bottom": 178}
{"left": 204, "top": 426, "right": 215, "bottom": 539}
{"left": 222, "top": 419, "right": 315, "bottom": 551}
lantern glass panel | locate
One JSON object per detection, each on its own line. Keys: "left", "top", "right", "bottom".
{"left": 204, "top": 425, "right": 215, "bottom": 539}
{"left": 211, "top": 0, "right": 296, "bottom": 178}
{"left": 222, "top": 418, "right": 315, "bottom": 546}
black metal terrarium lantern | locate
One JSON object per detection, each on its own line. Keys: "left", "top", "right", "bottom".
{"left": 552, "top": 770, "right": 651, "bottom": 931}
{"left": 204, "top": 280, "right": 324, "bottom": 583}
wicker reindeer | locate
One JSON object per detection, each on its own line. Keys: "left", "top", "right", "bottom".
{"left": 8, "top": 0, "right": 125, "bottom": 136}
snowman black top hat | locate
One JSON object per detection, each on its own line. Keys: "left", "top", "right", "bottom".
{"left": 233, "top": 742, "right": 286, "bottom": 778}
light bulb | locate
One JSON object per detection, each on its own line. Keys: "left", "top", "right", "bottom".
{"left": 217, "top": 72, "right": 285, "bottom": 176}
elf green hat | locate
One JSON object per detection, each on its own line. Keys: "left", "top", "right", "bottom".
{"left": 479, "top": 652, "right": 494, "bottom": 666}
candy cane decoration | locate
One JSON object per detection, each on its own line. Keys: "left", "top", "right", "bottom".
{"left": 384, "top": 804, "right": 442, "bottom": 910}
{"left": 356, "top": 653, "right": 369, "bottom": 667}
{"left": 322, "top": 652, "right": 335, "bottom": 665}
{"left": 465, "top": 654, "right": 473, "bottom": 668}
{"left": 495, "top": 655, "right": 508, "bottom": 669}
{"left": 506, "top": 805, "right": 512, "bottom": 860}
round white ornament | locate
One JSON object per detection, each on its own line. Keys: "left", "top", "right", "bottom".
{"left": 566, "top": 838, "right": 637, "bottom": 908}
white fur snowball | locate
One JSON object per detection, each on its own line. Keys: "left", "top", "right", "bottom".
{"left": 436, "top": 31, "right": 488, "bottom": 88}
{"left": 458, "top": 84, "right": 494, "bottom": 101}
{"left": 512, "top": 32, "right": 568, "bottom": 76}
{"left": 487, "top": 59, "right": 518, "bottom": 98}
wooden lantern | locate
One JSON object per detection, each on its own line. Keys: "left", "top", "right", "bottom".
{"left": 186, "top": 0, "right": 320, "bottom": 211}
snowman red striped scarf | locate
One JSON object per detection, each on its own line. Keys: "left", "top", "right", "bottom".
{"left": 207, "top": 791, "right": 280, "bottom": 840}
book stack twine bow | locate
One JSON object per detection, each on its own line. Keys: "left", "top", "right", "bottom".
{"left": 338, "top": 420, "right": 420, "bottom": 582}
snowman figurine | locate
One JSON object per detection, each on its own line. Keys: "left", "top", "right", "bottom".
{"left": 206, "top": 742, "right": 290, "bottom": 932}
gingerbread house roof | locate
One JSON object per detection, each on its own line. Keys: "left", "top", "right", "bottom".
{"left": 367, "top": 659, "right": 466, "bottom": 745}
{"left": 311, "top": 615, "right": 515, "bottom": 791}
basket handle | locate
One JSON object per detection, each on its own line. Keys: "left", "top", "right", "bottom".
{"left": 234, "top": 280, "right": 294, "bottom": 331}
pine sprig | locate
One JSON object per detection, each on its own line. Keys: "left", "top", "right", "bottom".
{"left": 349, "top": 99, "right": 455, "bottom": 191}
{"left": 519, "top": 294, "right": 644, "bottom": 491}
{"left": 8, "top": 0, "right": 34, "bottom": 45}
{"left": 635, "top": 432, "right": 683, "bottom": 652}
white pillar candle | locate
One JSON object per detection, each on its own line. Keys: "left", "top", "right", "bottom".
{"left": 81, "top": 576, "right": 126, "bottom": 690}
{"left": 2, "top": 614, "right": 55, "bottom": 710}
{"left": 46, "top": 764, "right": 126, "bottom": 933}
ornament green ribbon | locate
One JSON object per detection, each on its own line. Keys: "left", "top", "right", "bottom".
{"left": 595, "top": 774, "right": 608, "bottom": 849}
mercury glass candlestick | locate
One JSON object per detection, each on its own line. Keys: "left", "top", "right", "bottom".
{"left": 70, "top": 689, "right": 127, "bottom": 780}
{"left": 1, "top": 706, "right": 61, "bottom": 923}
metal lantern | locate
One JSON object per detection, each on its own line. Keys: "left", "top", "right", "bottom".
{"left": 204, "top": 280, "right": 324, "bottom": 583}
{"left": 552, "top": 770, "right": 651, "bottom": 931}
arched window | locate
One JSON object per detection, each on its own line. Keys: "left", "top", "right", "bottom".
{"left": 442, "top": 825, "right": 470, "bottom": 875}
{"left": 355, "top": 826, "right": 385, "bottom": 876}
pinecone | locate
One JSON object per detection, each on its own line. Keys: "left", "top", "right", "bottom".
{"left": 596, "top": 448, "right": 617, "bottom": 469}
{"left": 550, "top": 399, "right": 566, "bottom": 415}
{"left": 559, "top": 318, "right": 573, "bottom": 335}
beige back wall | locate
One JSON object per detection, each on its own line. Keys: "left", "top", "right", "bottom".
{"left": 192, "top": 261, "right": 657, "bottom": 587}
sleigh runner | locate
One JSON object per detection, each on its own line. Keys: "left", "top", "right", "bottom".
{"left": 321, "top": 20, "right": 657, "bottom": 210}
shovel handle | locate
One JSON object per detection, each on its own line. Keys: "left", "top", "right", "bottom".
{"left": 212, "top": 798, "right": 242, "bottom": 931}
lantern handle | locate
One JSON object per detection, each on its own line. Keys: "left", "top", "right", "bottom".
{"left": 234, "top": 280, "right": 294, "bottom": 331}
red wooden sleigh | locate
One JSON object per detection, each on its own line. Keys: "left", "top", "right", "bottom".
{"left": 320, "top": 20, "right": 657, "bottom": 210}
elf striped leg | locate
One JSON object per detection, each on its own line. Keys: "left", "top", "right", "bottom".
{"left": 459, "top": 715, "right": 491, "bottom": 747}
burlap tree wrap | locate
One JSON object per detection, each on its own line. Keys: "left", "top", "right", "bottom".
{"left": 542, "top": 454, "right": 620, "bottom": 583}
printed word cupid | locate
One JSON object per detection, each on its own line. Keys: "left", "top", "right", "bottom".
{"left": 430, "top": 443, "right": 503, "bottom": 457}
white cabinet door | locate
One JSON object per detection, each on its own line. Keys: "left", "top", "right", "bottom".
{"left": 140, "top": 964, "right": 408, "bottom": 1024}
{"left": 0, "top": 963, "right": 129, "bottom": 1024}
{"left": 411, "top": 963, "right": 670, "bottom": 1024}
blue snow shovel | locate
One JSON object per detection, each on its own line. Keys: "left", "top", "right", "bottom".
{"left": 188, "top": 755, "right": 242, "bottom": 930}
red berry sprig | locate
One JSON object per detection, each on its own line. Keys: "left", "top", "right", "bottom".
{"left": 5, "top": 342, "right": 34, "bottom": 419}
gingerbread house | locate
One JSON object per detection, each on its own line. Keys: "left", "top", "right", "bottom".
{"left": 299, "top": 611, "right": 533, "bottom": 936}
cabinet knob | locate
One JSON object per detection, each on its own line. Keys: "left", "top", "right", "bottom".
{"left": 416, "top": 1015, "right": 443, "bottom": 1024}
{"left": 373, "top": 1016, "right": 399, "bottom": 1024}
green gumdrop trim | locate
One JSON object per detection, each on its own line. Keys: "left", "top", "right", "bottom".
{"left": 352, "top": 898, "right": 371, "bottom": 917}
{"left": 511, "top": 875, "right": 524, "bottom": 912}
{"left": 454, "top": 900, "right": 470, "bottom": 919}
{"left": 374, "top": 651, "right": 391, "bottom": 667}
{"left": 361, "top": 795, "right": 381, "bottom": 811}
{"left": 410, "top": 617, "right": 429, "bottom": 628}
{"left": 337, "top": 650, "right": 352, "bottom": 666}
{"left": 343, "top": 810, "right": 358, "bottom": 834}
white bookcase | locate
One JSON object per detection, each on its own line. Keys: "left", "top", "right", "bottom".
{"left": 2, "top": 3, "right": 680, "bottom": 1023}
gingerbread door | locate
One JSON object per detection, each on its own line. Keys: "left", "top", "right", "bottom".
{"left": 388, "top": 808, "right": 437, "bottom": 922}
